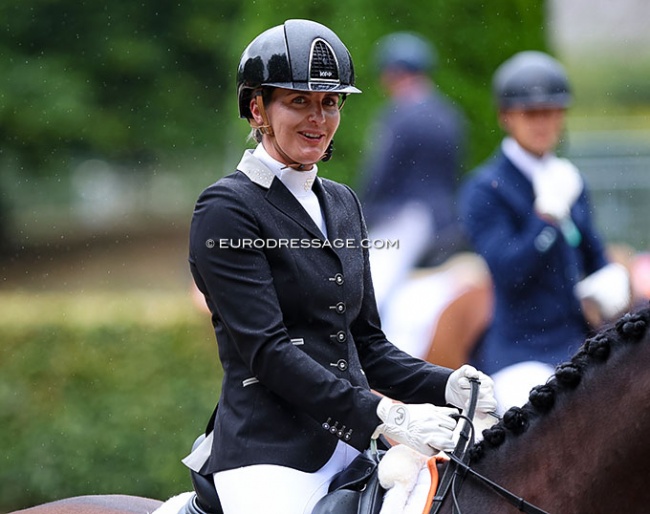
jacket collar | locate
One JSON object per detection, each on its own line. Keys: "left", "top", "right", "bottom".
{"left": 237, "top": 149, "right": 276, "bottom": 189}
{"left": 237, "top": 150, "right": 329, "bottom": 241}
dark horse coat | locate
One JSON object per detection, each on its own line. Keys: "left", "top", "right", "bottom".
{"left": 189, "top": 150, "right": 452, "bottom": 474}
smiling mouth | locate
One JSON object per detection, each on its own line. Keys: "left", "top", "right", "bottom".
{"left": 301, "top": 131, "right": 324, "bottom": 140}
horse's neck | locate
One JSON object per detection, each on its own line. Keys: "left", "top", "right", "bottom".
{"left": 459, "top": 342, "right": 650, "bottom": 513}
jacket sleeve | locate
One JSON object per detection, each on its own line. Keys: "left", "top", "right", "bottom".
{"left": 573, "top": 188, "right": 609, "bottom": 277}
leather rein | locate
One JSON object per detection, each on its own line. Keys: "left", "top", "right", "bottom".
{"left": 429, "top": 379, "right": 549, "bottom": 514}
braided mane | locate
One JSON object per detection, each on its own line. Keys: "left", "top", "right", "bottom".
{"left": 468, "top": 305, "right": 650, "bottom": 464}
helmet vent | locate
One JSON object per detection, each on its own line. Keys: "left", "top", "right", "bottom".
{"left": 309, "top": 38, "right": 340, "bottom": 89}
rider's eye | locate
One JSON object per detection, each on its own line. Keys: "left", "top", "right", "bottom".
{"left": 323, "top": 96, "right": 340, "bottom": 108}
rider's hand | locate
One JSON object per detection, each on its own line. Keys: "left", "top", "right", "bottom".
{"left": 372, "top": 397, "right": 458, "bottom": 455}
{"left": 532, "top": 157, "right": 583, "bottom": 222}
{"left": 445, "top": 364, "right": 497, "bottom": 413}
{"left": 575, "top": 262, "right": 631, "bottom": 321}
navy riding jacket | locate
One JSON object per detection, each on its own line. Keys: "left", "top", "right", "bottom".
{"left": 459, "top": 149, "right": 608, "bottom": 375}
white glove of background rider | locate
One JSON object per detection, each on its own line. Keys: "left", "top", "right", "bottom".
{"left": 444, "top": 364, "right": 497, "bottom": 413}
{"left": 372, "top": 397, "right": 458, "bottom": 456}
{"left": 532, "top": 157, "right": 583, "bottom": 221}
{"left": 575, "top": 262, "right": 631, "bottom": 320}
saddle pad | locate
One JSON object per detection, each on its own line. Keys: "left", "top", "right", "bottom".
{"left": 377, "top": 445, "right": 446, "bottom": 514}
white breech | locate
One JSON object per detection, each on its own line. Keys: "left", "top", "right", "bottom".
{"left": 368, "top": 202, "right": 434, "bottom": 316}
{"left": 212, "top": 440, "right": 360, "bottom": 514}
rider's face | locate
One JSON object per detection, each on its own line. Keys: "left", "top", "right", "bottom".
{"left": 252, "top": 88, "right": 341, "bottom": 169}
{"left": 499, "top": 107, "right": 566, "bottom": 157}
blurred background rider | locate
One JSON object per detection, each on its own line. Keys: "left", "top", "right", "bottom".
{"left": 459, "top": 51, "right": 631, "bottom": 412}
{"left": 358, "top": 32, "right": 468, "bottom": 316}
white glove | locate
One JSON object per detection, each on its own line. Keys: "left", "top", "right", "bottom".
{"left": 575, "top": 262, "right": 631, "bottom": 320}
{"left": 372, "top": 397, "right": 458, "bottom": 455}
{"left": 532, "top": 157, "right": 583, "bottom": 221}
{"left": 445, "top": 364, "right": 497, "bottom": 413}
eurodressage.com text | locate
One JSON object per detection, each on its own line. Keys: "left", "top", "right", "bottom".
{"left": 205, "top": 238, "right": 399, "bottom": 250}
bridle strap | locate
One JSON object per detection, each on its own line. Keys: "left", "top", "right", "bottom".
{"left": 429, "top": 380, "right": 548, "bottom": 514}
{"left": 430, "top": 379, "right": 479, "bottom": 514}
{"left": 446, "top": 453, "right": 549, "bottom": 514}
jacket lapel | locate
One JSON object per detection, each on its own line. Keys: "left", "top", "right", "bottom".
{"left": 498, "top": 152, "right": 536, "bottom": 214}
{"left": 237, "top": 150, "right": 327, "bottom": 241}
{"left": 313, "top": 178, "right": 346, "bottom": 244}
{"left": 266, "top": 181, "right": 326, "bottom": 240}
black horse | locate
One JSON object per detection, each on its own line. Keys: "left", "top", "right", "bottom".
{"left": 433, "top": 306, "right": 650, "bottom": 513}
{"left": 11, "top": 306, "right": 650, "bottom": 513}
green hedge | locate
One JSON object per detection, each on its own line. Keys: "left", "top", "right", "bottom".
{"left": 0, "top": 292, "right": 221, "bottom": 512}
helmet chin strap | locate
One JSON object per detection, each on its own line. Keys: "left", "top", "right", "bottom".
{"left": 252, "top": 92, "right": 331, "bottom": 171}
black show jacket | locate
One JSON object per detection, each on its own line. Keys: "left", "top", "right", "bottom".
{"left": 189, "top": 150, "right": 452, "bottom": 473}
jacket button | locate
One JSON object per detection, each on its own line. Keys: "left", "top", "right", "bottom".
{"left": 330, "top": 302, "right": 346, "bottom": 314}
{"left": 336, "top": 359, "right": 348, "bottom": 371}
{"left": 329, "top": 273, "right": 344, "bottom": 285}
{"left": 330, "top": 331, "right": 347, "bottom": 343}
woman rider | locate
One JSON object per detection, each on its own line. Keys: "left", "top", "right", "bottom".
{"left": 183, "top": 19, "right": 496, "bottom": 514}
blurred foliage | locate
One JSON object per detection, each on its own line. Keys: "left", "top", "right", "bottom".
{"left": 0, "top": 292, "right": 219, "bottom": 512}
{"left": 566, "top": 53, "right": 650, "bottom": 117}
{"left": 0, "top": 0, "right": 242, "bottom": 171}
{"left": 0, "top": 0, "right": 547, "bottom": 185}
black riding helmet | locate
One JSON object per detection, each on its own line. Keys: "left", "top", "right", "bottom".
{"left": 493, "top": 51, "right": 571, "bottom": 110}
{"left": 237, "top": 19, "right": 361, "bottom": 120}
